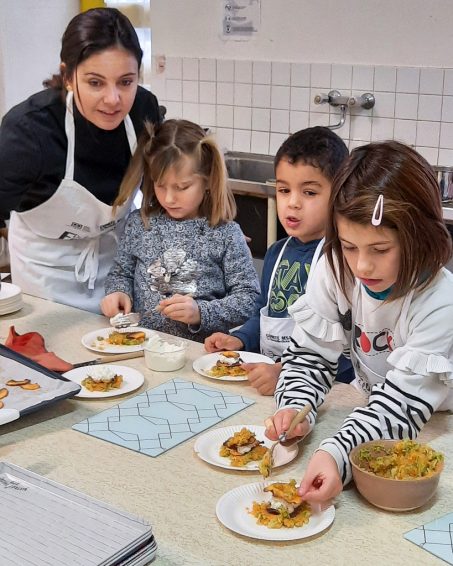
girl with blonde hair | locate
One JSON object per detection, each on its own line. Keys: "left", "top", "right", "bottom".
{"left": 101, "top": 119, "right": 259, "bottom": 341}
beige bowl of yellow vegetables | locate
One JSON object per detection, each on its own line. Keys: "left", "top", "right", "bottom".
{"left": 349, "top": 439, "right": 444, "bottom": 511}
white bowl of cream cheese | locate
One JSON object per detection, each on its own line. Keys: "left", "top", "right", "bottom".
{"left": 144, "top": 335, "right": 187, "bottom": 372}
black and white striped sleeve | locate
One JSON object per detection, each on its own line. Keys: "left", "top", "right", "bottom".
{"left": 275, "top": 323, "right": 345, "bottom": 429}
{"left": 274, "top": 255, "right": 349, "bottom": 429}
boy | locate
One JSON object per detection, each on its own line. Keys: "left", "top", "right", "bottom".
{"left": 205, "top": 127, "right": 350, "bottom": 394}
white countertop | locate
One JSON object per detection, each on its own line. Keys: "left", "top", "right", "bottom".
{"left": 1, "top": 295, "right": 452, "bottom": 566}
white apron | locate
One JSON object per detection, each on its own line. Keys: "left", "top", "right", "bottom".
{"left": 8, "top": 92, "right": 137, "bottom": 313}
{"left": 350, "top": 284, "right": 453, "bottom": 410}
{"left": 260, "top": 237, "right": 324, "bottom": 360}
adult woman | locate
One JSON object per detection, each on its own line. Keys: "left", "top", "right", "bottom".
{"left": 0, "top": 8, "right": 160, "bottom": 312}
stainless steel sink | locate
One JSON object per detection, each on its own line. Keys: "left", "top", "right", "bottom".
{"left": 224, "top": 151, "right": 275, "bottom": 197}
{"left": 224, "top": 151, "right": 280, "bottom": 253}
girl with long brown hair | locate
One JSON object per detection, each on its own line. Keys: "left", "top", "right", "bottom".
{"left": 265, "top": 140, "right": 453, "bottom": 504}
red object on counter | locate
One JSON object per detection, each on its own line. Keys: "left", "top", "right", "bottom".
{"left": 5, "top": 326, "right": 73, "bottom": 372}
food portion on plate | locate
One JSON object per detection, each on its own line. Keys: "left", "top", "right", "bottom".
{"left": 81, "top": 366, "right": 123, "bottom": 393}
{"left": 249, "top": 480, "right": 311, "bottom": 529}
{"left": 194, "top": 425, "right": 299, "bottom": 472}
{"left": 82, "top": 327, "right": 151, "bottom": 354}
{"left": 93, "top": 330, "right": 146, "bottom": 349}
{"left": 207, "top": 351, "right": 246, "bottom": 378}
{"left": 63, "top": 365, "right": 144, "bottom": 399}
{"left": 355, "top": 439, "right": 444, "bottom": 480}
{"left": 193, "top": 351, "right": 275, "bottom": 382}
{"left": 219, "top": 427, "right": 268, "bottom": 467}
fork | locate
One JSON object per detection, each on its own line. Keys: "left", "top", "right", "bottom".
{"left": 109, "top": 312, "right": 141, "bottom": 329}
{"left": 260, "top": 404, "right": 312, "bottom": 478}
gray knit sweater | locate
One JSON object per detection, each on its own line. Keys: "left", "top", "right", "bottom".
{"left": 105, "top": 211, "right": 260, "bottom": 342}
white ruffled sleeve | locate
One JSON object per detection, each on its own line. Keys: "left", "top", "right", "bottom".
{"left": 388, "top": 350, "right": 453, "bottom": 390}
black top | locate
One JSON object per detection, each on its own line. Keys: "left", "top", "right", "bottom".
{"left": 0, "top": 86, "right": 160, "bottom": 227}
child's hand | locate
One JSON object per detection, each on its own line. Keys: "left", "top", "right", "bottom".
{"left": 100, "top": 292, "right": 132, "bottom": 317}
{"left": 241, "top": 362, "right": 281, "bottom": 396}
{"left": 204, "top": 333, "right": 244, "bottom": 352}
{"left": 264, "top": 408, "right": 309, "bottom": 441}
{"left": 298, "top": 450, "right": 343, "bottom": 504}
{"left": 158, "top": 294, "right": 200, "bottom": 325}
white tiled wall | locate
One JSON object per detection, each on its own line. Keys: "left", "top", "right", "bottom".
{"left": 151, "top": 57, "right": 453, "bottom": 165}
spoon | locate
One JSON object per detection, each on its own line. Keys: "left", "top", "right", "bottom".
{"left": 260, "top": 404, "right": 312, "bottom": 478}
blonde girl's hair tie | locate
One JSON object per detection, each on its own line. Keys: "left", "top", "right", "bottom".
{"left": 371, "top": 194, "right": 384, "bottom": 226}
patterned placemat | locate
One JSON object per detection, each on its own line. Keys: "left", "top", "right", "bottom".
{"left": 404, "top": 512, "right": 453, "bottom": 564}
{"left": 72, "top": 378, "right": 255, "bottom": 457}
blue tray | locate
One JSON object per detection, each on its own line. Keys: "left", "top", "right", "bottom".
{"left": 72, "top": 378, "right": 255, "bottom": 457}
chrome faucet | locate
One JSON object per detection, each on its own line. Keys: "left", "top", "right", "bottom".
{"left": 314, "top": 90, "right": 350, "bottom": 107}
{"left": 313, "top": 90, "right": 375, "bottom": 130}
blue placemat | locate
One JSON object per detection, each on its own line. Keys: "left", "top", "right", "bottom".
{"left": 72, "top": 378, "right": 255, "bottom": 457}
{"left": 404, "top": 512, "right": 453, "bottom": 565}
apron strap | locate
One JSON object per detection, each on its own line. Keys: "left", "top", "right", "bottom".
{"left": 266, "top": 237, "right": 292, "bottom": 305}
{"left": 306, "top": 237, "right": 325, "bottom": 285}
{"left": 64, "top": 92, "right": 76, "bottom": 181}
{"left": 396, "top": 289, "right": 415, "bottom": 343}
{"left": 124, "top": 114, "right": 137, "bottom": 153}
{"left": 75, "top": 239, "right": 100, "bottom": 290}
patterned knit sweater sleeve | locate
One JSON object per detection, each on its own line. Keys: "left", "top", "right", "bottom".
{"left": 193, "top": 221, "right": 260, "bottom": 336}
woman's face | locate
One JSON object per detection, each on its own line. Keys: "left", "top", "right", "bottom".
{"left": 67, "top": 47, "right": 139, "bottom": 130}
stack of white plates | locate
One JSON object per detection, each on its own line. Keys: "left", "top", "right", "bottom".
{"left": 0, "top": 282, "right": 22, "bottom": 315}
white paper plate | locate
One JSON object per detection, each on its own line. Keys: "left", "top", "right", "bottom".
{"left": 216, "top": 480, "right": 335, "bottom": 541}
{"left": 194, "top": 425, "right": 298, "bottom": 471}
{"left": 192, "top": 352, "right": 275, "bottom": 381}
{"left": 81, "top": 327, "right": 152, "bottom": 354}
{"left": 63, "top": 365, "right": 145, "bottom": 398}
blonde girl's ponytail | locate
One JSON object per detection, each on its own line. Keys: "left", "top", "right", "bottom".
{"left": 113, "top": 121, "right": 157, "bottom": 227}
{"left": 199, "top": 136, "right": 236, "bottom": 225}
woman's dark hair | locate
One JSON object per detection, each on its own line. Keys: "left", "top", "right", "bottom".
{"left": 325, "top": 140, "right": 452, "bottom": 301}
{"left": 43, "top": 7, "right": 142, "bottom": 90}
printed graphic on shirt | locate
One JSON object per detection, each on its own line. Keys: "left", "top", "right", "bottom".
{"left": 269, "top": 258, "right": 307, "bottom": 315}
{"left": 353, "top": 323, "right": 395, "bottom": 356}
{"left": 147, "top": 247, "right": 198, "bottom": 296}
